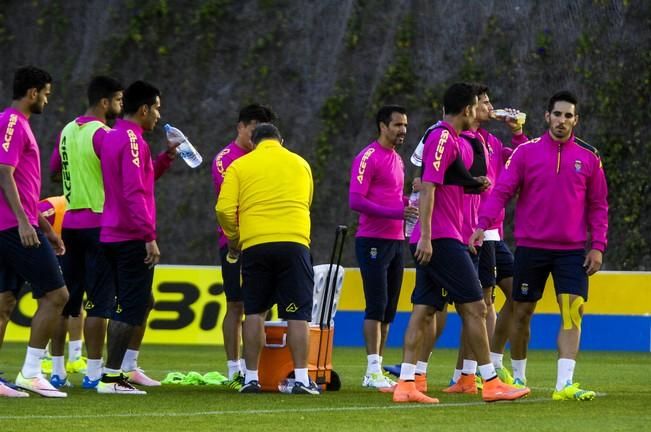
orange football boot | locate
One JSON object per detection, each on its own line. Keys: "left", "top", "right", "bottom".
{"left": 482, "top": 378, "right": 531, "bottom": 402}
{"left": 442, "top": 373, "right": 478, "bottom": 394}
{"left": 393, "top": 380, "right": 439, "bottom": 404}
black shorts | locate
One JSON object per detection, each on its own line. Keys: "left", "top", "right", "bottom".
{"left": 411, "top": 238, "right": 482, "bottom": 310}
{"left": 241, "top": 242, "right": 313, "bottom": 321}
{"left": 0, "top": 266, "right": 24, "bottom": 296}
{"left": 495, "top": 240, "right": 514, "bottom": 283}
{"left": 355, "top": 237, "right": 403, "bottom": 323}
{"left": 512, "top": 247, "right": 588, "bottom": 302}
{"left": 61, "top": 228, "right": 115, "bottom": 318}
{"left": 219, "top": 245, "right": 242, "bottom": 302}
{"left": 478, "top": 241, "right": 497, "bottom": 288}
{"left": 102, "top": 240, "right": 154, "bottom": 326}
{"left": 0, "top": 227, "right": 65, "bottom": 298}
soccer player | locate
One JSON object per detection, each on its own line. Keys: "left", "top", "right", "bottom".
{"left": 212, "top": 104, "right": 276, "bottom": 390}
{"left": 472, "top": 87, "right": 529, "bottom": 385}
{"left": 443, "top": 85, "right": 529, "bottom": 391}
{"left": 393, "top": 83, "right": 530, "bottom": 404}
{"left": 97, "top": 80, "right": 169, "bottom": 395}
{"left": 217, "top": 123, "right": 319, "bottom": 394}
{"left": 37, "top": 195, "right": 87, "bottom": 378}
{"left": 49, "top": 77, "right": 177, "bottom": 389}
{"left": 348, "top": 105, "right": 416, "bottom": 390}
{"left": 469, "top": 90, "right": 608, "bottom": 401}
{"left": 0, "top": 66, "right": 68, "bottom": 398}
{"left": 47, "top": 76, "right": 122, "bottom": 389}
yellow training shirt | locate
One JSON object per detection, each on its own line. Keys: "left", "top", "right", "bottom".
{"left": 216, "top": 139, "right": 313, "bottom": 250}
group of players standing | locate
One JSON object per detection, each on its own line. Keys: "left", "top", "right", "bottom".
{"left": 0, "top": 67, "right": 608, "bottom": 403}
{"left": 350, "top": 82, "right": 608, "bottom": 403}
{"left": 0, "top": 66, "right": 177, "bottom": 397}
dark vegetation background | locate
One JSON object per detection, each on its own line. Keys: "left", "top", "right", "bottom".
{"left": 0, "top": 0, "right": 648, "bottom": 269}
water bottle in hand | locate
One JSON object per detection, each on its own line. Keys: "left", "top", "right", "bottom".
{"left": 164, "top": 124, "right": 203, "bottom": 168}
{"left": 405, "top": 191, "right": 420, "bottom": 238}
{"left": 490, "top": 109, "right": 526, "bottom": 126}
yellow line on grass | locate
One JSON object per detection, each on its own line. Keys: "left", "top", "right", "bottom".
{"left": 0, "top": 397, "right": 552, "bottom": 420}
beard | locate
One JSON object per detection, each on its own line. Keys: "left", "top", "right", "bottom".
{"left": 393, "top": 135, "right": 406, "bottom": 149}
{"left": 29, "top": 100, "right": 44, "bottom": 114}
{"left": 105, "top": 110, "right": 123, "bottom": 127}
{"left": 105, "top": 110, "right": 119, "bottom": 121}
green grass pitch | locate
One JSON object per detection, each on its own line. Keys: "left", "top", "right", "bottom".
{"left": 0, "top": 343, "right": 649, "bottom": 431}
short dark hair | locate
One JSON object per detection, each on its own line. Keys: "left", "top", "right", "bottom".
{"left": 547, "top": 90, "right": 578, "bottom": 113}
{"left": 251, "top": 123, "right": 282, "bottom": 144}
{"left": 471, "top": 82, "right": 490, "bottom": 97}
{"left": 238, "top": 104, "right": 276, "bottom": 124}
{"left": 13, "top": 66, "right": 52, "bottom": 100}
{"left": 123, "top": 80, "right": 161, "bottom": 115}
{"left": 376, "top": 105, "right": 407, "bottom": 133}
{"left": 87, "top": 76, "right": 123, "bottom": 107}
{"left": 443, "top": 82, "right": 477, "bottom": 115}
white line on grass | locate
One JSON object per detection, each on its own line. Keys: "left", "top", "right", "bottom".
{"left": 0, "top": 397, "right": 552, "bottom": 420}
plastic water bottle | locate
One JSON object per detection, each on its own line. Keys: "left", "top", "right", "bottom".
{"left": 164, "top": 124, "right": 203, "bottom": 168}
{"left": 404, "top": 191, "right": 419, "bottom": 238}
{"left": 278, "top": 378, "right": 295, "bottom": 394}
{"left": 491, "top": 109, "right": 526, "bottom": 126}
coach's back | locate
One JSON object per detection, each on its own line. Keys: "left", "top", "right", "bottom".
{"left": 217, "top": 137, "right": 313, "bottom": 251}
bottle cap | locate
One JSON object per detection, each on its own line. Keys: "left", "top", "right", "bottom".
{"left": 163, "top": 123, "right": 171, "bottom": 132}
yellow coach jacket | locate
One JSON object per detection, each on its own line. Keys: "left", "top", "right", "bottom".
{"left": 216, "top": 139, "right": 313, "bottom": 250}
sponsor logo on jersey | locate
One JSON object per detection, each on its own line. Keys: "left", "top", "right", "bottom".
{"left": 128, "top": 130, "right": 140, "bottom": 167}
{"left": 216, "top": 148, "right": 231, "bottom": 177}
{"left": 2, "top": 114, "right": 18, "bottom": 152}
{"left": 433, "top": 130, "right": 449, "bottom": 171}
{"left": 60, "top": 135, "right": 72, "bottom": 201}
{"left": 357, "top": 147, "right": 375, "bottom": 184}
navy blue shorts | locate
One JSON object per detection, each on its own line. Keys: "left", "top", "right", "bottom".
{"left": 61, "top": 228, "right": 115, "bottom": 318}
{"left": 512, "top": 247, "right": 588, "bottom": 302}
{"left": 102, "top": 240, "right": 154, "bottom": 326}
{"left": 355, "top": 237, "right": 403, "bottom": 323}
{"left": 241, "top": 242, "right": 313, "bottom": 321}
{"left": 219, "top": 245, "right": 242, "bottom": 302}
{"left": 0, "top": 227, "right": 65, "bottom": 298}
{"left": 478, "top": 241, "right": 497, "bottom": 288}
{"left": 0, "top": 266, "right": 24, "bottom": 296}
{"left": 411, "top": 238, "right": 482, "bottom": 310}
{"left": 495, "top": 240, "right": 514, "bottom": 283}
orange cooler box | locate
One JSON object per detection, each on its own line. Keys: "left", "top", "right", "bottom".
{"left": 258, "top": 321, "right": 338, "bottom": 392}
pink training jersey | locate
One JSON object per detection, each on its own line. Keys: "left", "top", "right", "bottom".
{"left": 410, "top": 121, "right": 473, "bottom": 243}
{"left": 459, "top": 131, "right": 485, "bottom": 244}
{"left": 0, "top": 107, "right": 41, "bottom": 231}
{"left": 212, "top": 141, "right": 248, "bottom": 249}
{"left": 476, "top": 128, "right": 529, "bottom": 236}
{"left": 100, "top": 119, "right": 157, "bottom": 243}
{"left": 478, "top": 131, "right": 608, "bottom": 252}
{"left": 51, "top": 116, "right": 174, "bottom": 230}
{"left": 349, "top": 140, "right": 406, "bottom": 240}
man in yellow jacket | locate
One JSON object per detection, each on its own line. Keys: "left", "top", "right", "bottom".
{"left": 216, "top": 123, "right": 318, "bottom": 395}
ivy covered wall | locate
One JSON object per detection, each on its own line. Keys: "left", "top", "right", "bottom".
{"left": 0, "top": 0, "right": 648, "bottom": 269}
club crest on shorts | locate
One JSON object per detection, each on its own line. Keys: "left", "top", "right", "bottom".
{"left": 369, "top": 247, "right": 378, "bottom": 259}
{"left": 574, "top": 160, "right": 582, "bottom": 172}
{"left": 520, "top": 283, "right": 529, "bottom": 295}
